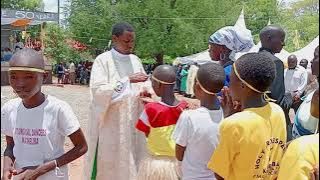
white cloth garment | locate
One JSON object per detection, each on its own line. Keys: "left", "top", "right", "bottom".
{"left": 284, "top": 65, "right": 308, "bottom": 96}
{"left": 186, "top": 65, "right": 199, "bottom": 96}
{"left": 172, "top": 107, "right": 223, "bottom": 180}
{"left": 85, "top": 48, "right": 152, "bottom": 180}
{"left": 208, "top": 26, "right": 254, "bottom": 53}
{"left": 69, "top": 62, "right": 76, "bottom": 73}
{"left": 1, "top": 95, "right": 80, "bottom": 180}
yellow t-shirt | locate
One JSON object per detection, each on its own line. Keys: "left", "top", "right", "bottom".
{"left": 277, "top": 134, "right": 319, "bottom": 180}
{"left": 207, "top": 102, "right": 287, "bottom": 180}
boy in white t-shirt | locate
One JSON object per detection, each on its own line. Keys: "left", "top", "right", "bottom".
{"left": 1, "top": 48, "right": 88, "bottom": 180}
{"left": 173, "top": 63, "right": 225, "bottom": 180}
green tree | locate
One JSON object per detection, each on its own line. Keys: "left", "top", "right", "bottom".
{"left": 68, "top": 0, "right": 280, "bottom": 64}
{"left": 278, "top": 0, "right": 319, "bottom": 52}
{"left": 44, "top": 23, "right": 85, "bottom": 64}
{"left": 2, "top": 0, "right": 43, "bottom": 11}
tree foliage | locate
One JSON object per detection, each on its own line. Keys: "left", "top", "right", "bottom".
{"left": 44, "top": 23, "right": 91, "bottom": 64}
{"left": 68, "top": 0, "right": 280, "bottom": 64}
{"left": 2, "top": 0, "right": 43, "bottom": 11}
{"left": 278, "top": 0, "right": 319, "bottom": 52}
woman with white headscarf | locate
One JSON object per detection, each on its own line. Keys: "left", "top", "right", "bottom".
{"left": 208, "top": 26, "right": 254, "bottom": 87}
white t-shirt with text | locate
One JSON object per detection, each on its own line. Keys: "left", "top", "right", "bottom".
{"left": 1, "top": 95, "right": 80, "bottom": 180}
{"left": 172, "top": 107, "right": 223, "bottom": 180}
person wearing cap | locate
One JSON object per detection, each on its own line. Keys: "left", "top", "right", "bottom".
{"left": 208, "top": 26, "right": 254, "bottom": 87}
{"left": 1, "top": 48, "right": 88, "bottom": 180}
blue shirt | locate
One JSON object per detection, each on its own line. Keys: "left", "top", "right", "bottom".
{"left": 217, "top": 63, "right": 233, "bottom": 97}
{"left": 223, "top": 64, "right": 232, "bottom": 87}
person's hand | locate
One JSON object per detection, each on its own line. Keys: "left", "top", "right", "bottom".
{"left": 220, "top": 86, "right": 241, "bottom": 117}
{"left": 129, "top": 73, "right": 148, "bottom": 83}
{"left": 293, "top": 94, "right": 301, "bottom": 104}
{"left": 310, "top": 166, "right": 319, "bottom": 180}
{"left": 2, "top": 167, "right": 17, "bottom": 180}
{"left": 13, "top": 169, "right": 40, "bottom": 180}
{"left": 140, "top": 97, "right": 155, "bottom": 104}
{"left": 139, "top": 88, "right": 152, "bottom": 98}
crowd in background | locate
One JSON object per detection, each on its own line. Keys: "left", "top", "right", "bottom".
{"left": 54, "top": 61, "right": 93, "bottom": 85}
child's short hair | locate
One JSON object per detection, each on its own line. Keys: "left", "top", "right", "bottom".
{"left": 197, "top": 62, "right": 225, "bottom": 93}
{"left": 236, "top": 53, "right": 276, "bottom": 92}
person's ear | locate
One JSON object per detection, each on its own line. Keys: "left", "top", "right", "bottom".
{"left": 112, "top": 35, "right": 118, "bottom": 43}
{"left": 194, "top": 82, "right": 202, "bottom": 96}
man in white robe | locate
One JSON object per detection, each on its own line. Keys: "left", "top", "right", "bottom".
{"left": 85, "top": 22, "right": 151, "bottom": 180}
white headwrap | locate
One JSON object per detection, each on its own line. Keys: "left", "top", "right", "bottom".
{"left": 209, "top": 26, "right": 254, "bottom": 53}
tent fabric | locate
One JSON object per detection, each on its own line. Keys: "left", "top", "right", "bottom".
{"left": 291, "top": 36, "right": 319, "bottom": 64}
{"left": 234, "top": 41, "right": 291, "bottom": 63}
{"left": 234, "top": 9, "right": 246, "bottom": 29}
{"left": 174, "top": 50, "right": 212, "bottom": 65}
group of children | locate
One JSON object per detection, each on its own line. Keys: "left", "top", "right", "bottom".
{"left": 1, "top": 47, "right": 318, "bottom": 180}
{"left": 135, "top": 51, "right": 319, "bottom": 180}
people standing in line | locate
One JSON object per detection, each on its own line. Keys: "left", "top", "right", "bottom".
{"left": 136, "top": 65, "right": 188, "bottom": 180}
{"left": 258, "top": 25, "right": 292, "bottom": 141}
{"left": 173, "top": 63, "right": 225, "bottom": 180}
{"left": 277, "top": 88, "right": 319, "bottom": 180}
{"left": 207, "top": 53, "right": 287, "bottom": 180}
{"left": 292, "top": 46, "right": 319, "bottom": 139}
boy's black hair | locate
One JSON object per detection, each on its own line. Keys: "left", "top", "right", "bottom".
{"left": 197, "top": 62, "right": 225, "bottom": 93}
{"left": 236, "top": 53, "right": 276, "bottom": 92}
{"left": 112, "top": 22, "right": 134, "bottom": 37}
{"left": 153, "top": 65, "right": 176, "bottom": 84}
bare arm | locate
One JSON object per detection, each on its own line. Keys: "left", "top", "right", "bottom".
{"left": 215, "top": 173, "right": 224, "bottom": 180}
{"left": 24, "top": 129, "right": 88, "bottom": 178}
{"left": 2, "top": 136, "right": 15, "bottom": 180}
{"left": 175, "top": 144, "right": 186, "bottom": 161}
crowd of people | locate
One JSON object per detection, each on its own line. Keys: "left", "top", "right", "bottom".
{"left": 1, "top": 21, "right": 319, "bottom": 180}
{"left": 54, "top": 61, "right": 92, "bottom": 85}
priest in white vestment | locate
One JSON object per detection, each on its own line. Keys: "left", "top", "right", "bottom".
{"left": 85, "top": 22, "right": 151, "bottom": 180}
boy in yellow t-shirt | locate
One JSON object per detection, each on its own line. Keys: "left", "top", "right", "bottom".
{"left": 277, "top": 89, "right": 319, "bottom": 180}
{"left": 207, "top": 53, "right": 287, "bottom": 180}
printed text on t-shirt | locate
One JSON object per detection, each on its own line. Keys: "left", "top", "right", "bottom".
{"left": 15, "top": 128, "right": 47, "bottom": 145}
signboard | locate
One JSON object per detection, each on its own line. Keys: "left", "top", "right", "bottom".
{"left": 1, "top": 9, "right": 59, "bottom": 22}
